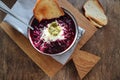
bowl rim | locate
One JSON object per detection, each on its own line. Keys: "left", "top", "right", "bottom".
{"left": 28, "top": 8, "right": 78, "bottom": 56}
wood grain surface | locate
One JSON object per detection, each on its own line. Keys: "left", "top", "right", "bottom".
{"left": 73, "top": 50, "right": 100, "bottom": 79}
{"left": 0, "top": 0, "right": 100, "bottom": 79}
{"left": 0, "top": 0, "right": 120, "bottom": 80}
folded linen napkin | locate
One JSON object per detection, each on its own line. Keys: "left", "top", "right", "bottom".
{"left": 4, "top": 0, "right": 85, "bottom": 64}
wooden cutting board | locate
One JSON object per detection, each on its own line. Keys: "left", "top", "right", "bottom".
{"left": 0, "top": 0, "right": 100, "bottom": 79}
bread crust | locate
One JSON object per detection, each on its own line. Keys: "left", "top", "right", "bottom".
{"left": 86, "top": 14, "right": 107, "bottom": 26}
{"left": 33, "top": 0, "right": 41, "bottom": 21}
{"left": 33, "top": 0, "right": 64, "bottom": 22}
{"left": 54, "top": 0, "right": 64, "bottom": 15}
{"left": 89, "top": 18, "right": 102, "bottom": 28}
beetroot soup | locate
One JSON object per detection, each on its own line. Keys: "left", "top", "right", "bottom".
{"left": 29, "top": 12, "right": 76, "bottom": 54}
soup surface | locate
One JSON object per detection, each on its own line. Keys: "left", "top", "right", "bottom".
{"left": 30, "top": 13, "right": 76, "bottom": 54}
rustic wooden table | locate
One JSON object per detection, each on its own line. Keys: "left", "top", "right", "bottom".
{"left": 0, "top": 0, "right": 120, "bottom": 80}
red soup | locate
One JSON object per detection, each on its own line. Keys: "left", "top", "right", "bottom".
{"left": 29, "top": 12, "right": 76, "bottom": 54}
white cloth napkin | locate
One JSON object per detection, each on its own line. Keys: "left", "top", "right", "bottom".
{"left": 4, "top": 0, "right": 85, "bottom": 64}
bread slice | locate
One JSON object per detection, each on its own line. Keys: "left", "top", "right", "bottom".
{"left": 89, "top": 18, "right": 102, "bottom": 28}
{"left": 83, "top": 0, "right": 108, "bottom": 27}
{"left": 33, "top": 0, "right": 65, "bottom": 21}
{"left": 87, "top": 16, "right": 102, "bottom": 28}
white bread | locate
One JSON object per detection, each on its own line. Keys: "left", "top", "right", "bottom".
{"left": 89, "top": 18, "right": 102, "bottom": 28}
{"left": 33, "top": 0, "right": 65, "bottom": 22}
{"left": 83, "top": 0, "right": 108, "bottom": 27}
